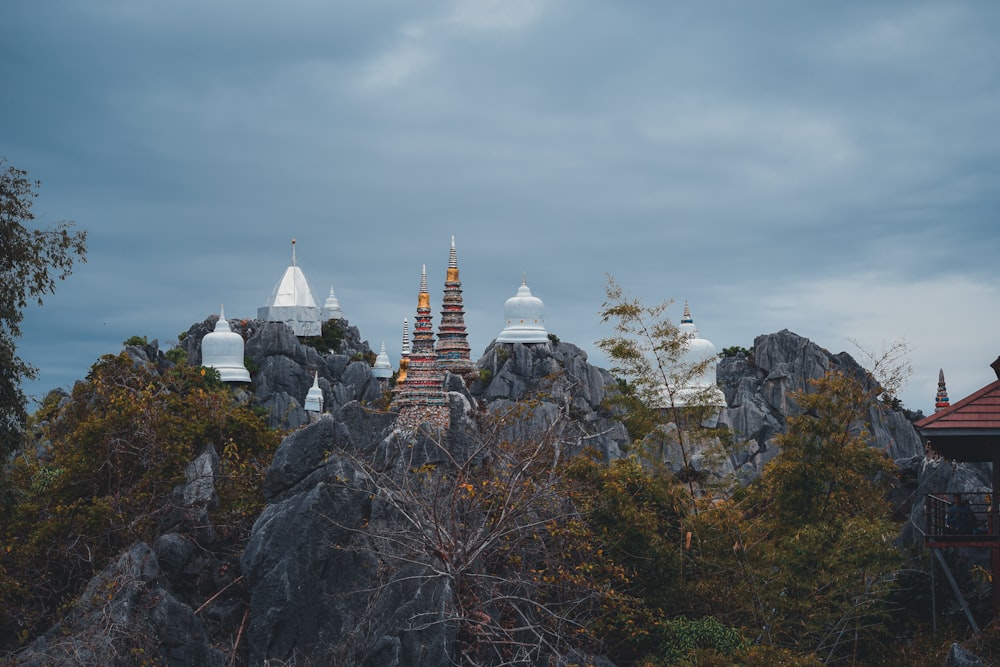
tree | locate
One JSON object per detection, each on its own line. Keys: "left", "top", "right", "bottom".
{"left": 684, "top": 370, "right": 902, "bottom": 663}
{"left": 0, "top": 158, "right": 87, "bottom": 475}
{"left": 0, "top": 351, "right": 280, "bottom": 648}
{"left": 597, "top": 276, "right": 726, "bottom": 497}
{"left": 326, "top": 402, "right": 637, "bottom": 666}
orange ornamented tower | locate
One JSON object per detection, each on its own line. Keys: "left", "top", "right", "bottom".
{"left": 394, "top": 266, "right": 448, "bottom": 429}
{"left": 435, "top": 236, "right": 475, "bottom": 376}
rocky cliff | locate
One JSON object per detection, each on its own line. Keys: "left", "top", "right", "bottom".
{"left": 717, "top": 329, "right": 925, "bottom": 480}
{"left": 10, "top": 324, "right": 940, "bottom": 666}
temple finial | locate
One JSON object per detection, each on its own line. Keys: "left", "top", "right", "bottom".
{"left": 291, "top": 238, "right": 297, "bottom": 267}
{"left": 449, "top": 235, "right": 458, "bottom": 269}
{"left": 934, "top": 368, "right": 950, "bottom": 412}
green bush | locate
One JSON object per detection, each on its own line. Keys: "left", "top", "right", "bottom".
{"left": 302, "top": 319, "right": 345, "bottom": 354}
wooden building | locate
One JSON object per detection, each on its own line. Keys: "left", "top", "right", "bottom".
{"left": 916, "top": 357, "right": 1000, "bottom": 618}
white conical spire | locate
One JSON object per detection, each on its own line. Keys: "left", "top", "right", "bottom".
{"left": 202, "top": 305, "right": 251, "bottom": 383}
{"left": 304, "top": 371, "right": 324, "bottom": 412}
{"left": 496, "top": 275, "right": 548, "bottom": 343}
{"left": 372, "top": 341, "right": 393, "bottom": 379}
{"left": 258, "top": 238, "right": 322, "bottom": 336}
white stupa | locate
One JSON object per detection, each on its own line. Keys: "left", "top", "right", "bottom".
{"left": 372, "top": 341, "right": 393, "bottom": 379}
{"left": 257, "top": 239, "right": 322, "bottom": 336}
{"left": 304, "top": 371, "right": 324, "bottom": 413}
{"left": 668, "top": 302, "right": 726, "bottom": 408}
{"left": 496, "top": 277, "right": 549, "bottom": 344}
{"left": 322, "top": 287, "right": 343, "bottom": 321}
{"left": 201, "top": 306, "right": 251, "bottom": 383}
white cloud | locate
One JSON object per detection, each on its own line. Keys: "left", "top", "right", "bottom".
{"left": 757, "top": 272, "right": 1000, "bottom": 414}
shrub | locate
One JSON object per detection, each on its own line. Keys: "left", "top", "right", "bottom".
{"left": 302, "top": 319, "right": 345, "bottom": 354}
{"left": 164, "top": 347, "right": 187, "bottom": 364}
{"left": 0, "top": 352, "right": 281, "bottom": 647}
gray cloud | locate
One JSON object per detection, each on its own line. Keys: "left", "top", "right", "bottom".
{"left": 5, "top": 0, "right": 999, "bottom": 415}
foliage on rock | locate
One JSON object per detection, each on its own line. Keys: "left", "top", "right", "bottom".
{"left": 683, "top": 371, "right": 902, "bottom": 663}
{"left": 329, "top": 403, "right": 637, "bottom": 666}
{"left": 302, "top": 318, "right": 345, "bottom": 354}
{"left": 0, "top": 351, "right": 280, "bottom": 648}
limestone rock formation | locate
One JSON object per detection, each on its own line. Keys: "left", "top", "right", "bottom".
{"left": 180, "top": 316, "right": 380, "bottom": 429}
{"left": 471, "top": 339, "right": 629, "bottom": 462}
{"left": 11, "top": 323, "right": 944, "bottom": 666}
{"left": 717, "top": 330, "right": 924, "bottom": 482}
{"left": 241, "top": 339, "right": 629, "bottom": 665}
{"left": 14, "top": 543, "right": 223, "bottom": 667}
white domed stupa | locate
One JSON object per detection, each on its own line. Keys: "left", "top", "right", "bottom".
{"left": 304, "top": 371, "right": 324, "bottom": 413}
{"left": 201, "top": 306, "right": 251, "bottom": 383}
{"left": 322, "top": 287, "right": 343, "bottom": 321}
{"left": 496, "top": 277, "right": 549, "bottom": 344}
{"left": 257, "top": 239, "right": 322, "bottom": 336}
{"left": 669, "top": 301, "right": 726, "bottom": 408}
{"left": 372, "top": 341, "right": 393, "bottom": 379}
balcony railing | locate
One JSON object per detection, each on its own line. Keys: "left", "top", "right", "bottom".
{"left": 924, "top": 492, "right": 998, "bottom": 547}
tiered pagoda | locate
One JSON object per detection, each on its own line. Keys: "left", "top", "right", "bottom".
{"left": 397, "top": 318, "right": 410, "bottom": 383}
{"left": 935, "top": 369, "right": 950, "bottom": 412}
{"left": 435, "top": 236, "right": 475, "bottom": 376}
{"left": 393, "top": 266, "right": 448, "bottom": 429}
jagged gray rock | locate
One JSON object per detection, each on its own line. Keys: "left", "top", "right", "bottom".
{"left": 179, "top": 316, "right": 379, "bottom": 429}
{"left": 471, "top": 340, "right": 629, "bottom": 461}
{"left": 240, "top": 337, "right": 629, "bottom": 666}
{"left": 15, "top": 543, "right": 222, "bottom": 667}
{"left": 946, "top": 642, "right": 985, "bottom": 667}
{"left": 16, "top": 320, "right": 950, "bottom": 666}
{"left": 717, "top": 330, "right": 924, "bottom": 481}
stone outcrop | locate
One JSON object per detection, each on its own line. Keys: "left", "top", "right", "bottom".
{"left": 241, "top": 339, "right": 629, "bottom": 665}
{"left": 717, "top": 330, "right": 925, "bottom": 482}
{"left": 14, "top": 543, "right": 223, "bottom": 667}
{"left": 12, "top": 324, "right": 948, "bottom": 666}
{"left": 180, "top": 316, "right": 381, "bottom": 429}
{"left": 470, "top": 339, "right": 629, "bottom": 462}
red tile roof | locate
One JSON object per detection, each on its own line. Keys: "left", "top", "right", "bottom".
{"left": 916, "top": 379, "right": 1000, "bottom": 432}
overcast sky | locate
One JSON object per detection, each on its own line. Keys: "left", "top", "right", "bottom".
{"left": 5, "top": 1, "right": 999, "bottom": 416}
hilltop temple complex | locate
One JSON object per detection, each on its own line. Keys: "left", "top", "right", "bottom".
{"left": 238, "top": 236, "right": 722, "bottom": 431}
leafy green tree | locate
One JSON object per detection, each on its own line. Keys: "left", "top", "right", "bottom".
{"left": 0, "top": 158, "right": 87, "bottom": 486}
